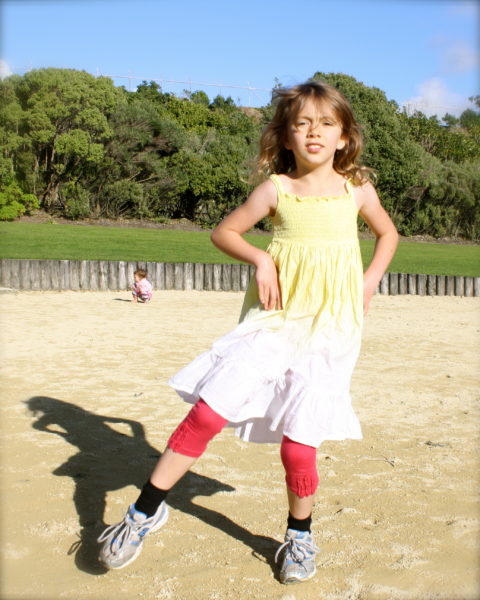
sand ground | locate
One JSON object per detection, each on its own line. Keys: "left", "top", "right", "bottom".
{"left": 1, "top": 290, "right": 479, "bottom": 600}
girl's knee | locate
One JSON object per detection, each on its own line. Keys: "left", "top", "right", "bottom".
{"left": 189, "top": 399, "right": 228, "bottom": 436}
{"left": 280, "top": 435, "right": 319, "bottom": 498}
{"left": 167, "top": 399, "right": 227, "bottom": 458}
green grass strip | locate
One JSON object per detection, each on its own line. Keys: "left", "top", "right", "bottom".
{"left": 0, "top": 222, "right": 478, "bottom": 276}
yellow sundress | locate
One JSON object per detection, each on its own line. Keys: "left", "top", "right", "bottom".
{"left": 169, "top": 174, "right": 364, "bottom": 447}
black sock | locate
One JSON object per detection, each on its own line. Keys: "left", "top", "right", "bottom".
{"left": 287, "top": 512, "right": 312, "bottom": 533}
{"left": 134, "top": 480, "right": 169, "bottom": 517}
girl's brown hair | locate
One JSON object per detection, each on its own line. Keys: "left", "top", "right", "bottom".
{"left": 255, "top": 80, "right": 374, "bottom": 185}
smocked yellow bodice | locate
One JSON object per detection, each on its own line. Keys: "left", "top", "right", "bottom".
{"left": 270, "top": 174, "right": 359, "bottom": 244}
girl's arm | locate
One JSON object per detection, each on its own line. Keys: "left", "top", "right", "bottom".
{"left": 211, "top": 179, "right": 281, "bottom": 310}
{"left": 357, "top": 182, "right": 399, "bottom": 315}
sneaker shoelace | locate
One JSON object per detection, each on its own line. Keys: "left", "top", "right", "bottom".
{"left": 97, "top": 513, "right": 149, "bottom": 553}
{"left": 275, "top": 534, "right": 319, "bottom": 565}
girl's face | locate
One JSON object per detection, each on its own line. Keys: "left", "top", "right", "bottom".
{"left": 285, "top": 98, "right": 345, "bottom": 172}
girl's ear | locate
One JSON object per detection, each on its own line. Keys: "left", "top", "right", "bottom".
{"left": 336, "top": 137, "right": 346, "bottom": 151}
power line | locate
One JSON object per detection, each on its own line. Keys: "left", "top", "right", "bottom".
{"left": 99, "top": 72, "right": 272, "bottom": 105}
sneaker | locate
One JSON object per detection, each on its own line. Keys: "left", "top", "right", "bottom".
{"left": 97, "top": 502, "right": 169, "bottom": 569}
{"left": 275, "top": 528, "right": 319, "bottom": 584}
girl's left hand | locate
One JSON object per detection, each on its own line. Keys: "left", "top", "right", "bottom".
{"left": 255, "top": 252, "right": 282, "bottom": 311}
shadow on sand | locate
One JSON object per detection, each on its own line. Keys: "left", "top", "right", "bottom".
{"left": 25, "top": 396, "right": 279, "bottom": 576}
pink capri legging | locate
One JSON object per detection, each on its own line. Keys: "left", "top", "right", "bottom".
{"left": 167, "top": 399, "right": 319, "bottom": 497}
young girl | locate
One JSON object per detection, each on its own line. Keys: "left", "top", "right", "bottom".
{"left": 132, "top": 269, "right": 153, "bottom": 303}
{"left": 98, "top": 81, "right": 398, "bottom": 584}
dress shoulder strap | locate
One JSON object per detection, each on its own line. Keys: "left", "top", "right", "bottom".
{"left": 269, "top": 174, "right": 284, "bottom": 197}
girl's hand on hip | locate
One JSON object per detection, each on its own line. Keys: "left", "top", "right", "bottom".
{"left": 255, "top": 252, "right": 282, "bottom": 311}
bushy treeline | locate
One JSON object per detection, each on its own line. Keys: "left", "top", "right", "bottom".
{"left": 1, "top": 68, "right": 479, "bottom": 239}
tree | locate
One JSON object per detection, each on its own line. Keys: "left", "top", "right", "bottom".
{"left": 8, "top": 68, "right": 122, "bottom": 208}
{"left": 93, "top": 99, "right": 184, "bottom": 218}
{"left": 190, "top": 90, "right": 210, "bottom": 106}
{"left": 0, "top": 156, "right": 39, "bottom": 220}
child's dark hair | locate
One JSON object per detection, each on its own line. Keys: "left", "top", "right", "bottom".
{"left": 255, "top": 80, "right": 374, "bottom": 185}
{"left": 134, "top": 269, "right": 147, "bottom": 279}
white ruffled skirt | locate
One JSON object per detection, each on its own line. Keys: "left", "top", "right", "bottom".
{"left": 168, "top": 314, "right": 362, "bottom": 447}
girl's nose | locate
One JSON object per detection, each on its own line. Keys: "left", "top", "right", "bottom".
{"left": 307, "top": 122, "right": 321, "bottom": 135}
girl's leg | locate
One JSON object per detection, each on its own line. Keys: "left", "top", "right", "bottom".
{"left": 98, "top": 399, "right": 228, "bottom": 569}
{"left": 286, "top": 488, "right": 315, "bottom": 520}
{"left": 277, "top": 436, "right": 319, "bottom": 584}
{"left": 280, "top": 435, "right": 319, "bottom": 520}
{"left": 149, "top": 399, "right": 228, "bottom": 490}
{"left": 280, "top": 435, "right": 319, "bottom": 507}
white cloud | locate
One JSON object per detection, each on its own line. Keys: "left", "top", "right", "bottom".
{"left": 402, "top": 77, "right": 474, "bottom": 117}
{"left": 0, "top": 59, "right": 13, "bottom": 80}
{"left": 442, "top": 41, "right": 479, "bottom": 74}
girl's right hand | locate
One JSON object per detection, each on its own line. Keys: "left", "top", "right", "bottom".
{"left": 255, "top": 252, "right": 282, "bottom": 311}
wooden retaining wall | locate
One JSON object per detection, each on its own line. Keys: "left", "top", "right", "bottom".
{"left": 0, "top": 259, "right": 479, "bottom": 296}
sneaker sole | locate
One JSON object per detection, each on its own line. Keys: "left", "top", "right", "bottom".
{"left": 100, "top": 505, "right": 169, "bottom": 570}
{"left": 280, "top": 565, "right": 317, "bottom": 585}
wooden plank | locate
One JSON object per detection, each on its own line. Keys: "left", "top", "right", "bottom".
{"left": 19, "top": 260, "right": 31, "bottom": 290}
{"left": 98, "top": 261, "right": 108, "bottom": 290}
{"left": 174, "top": 263, "right": 184, "bottom": 290}
{"left": 474, "top": 277, "right": 480, "bottom": 297}
{"left": 389, "top": 273, "right": 399, "bottom": 295}
{"left": 213, "top": 264, "right": 222, "bottom": 291}
{"left": 146, "top": 262, "right": 156, "bottom": 289}
{"left": 108, "top": 261, "right": 118, "bottom": 290}
{"left": 155, "top": 262, "right": 165, "bottom": 290}
{"left": 50, "top": 260, "right": 61, "bottom": 290}
{"left": 231, "top": 264, "right": 241, "bottom": 292}
{"left": 30, "top": 260, "right": 41, "bottom": 290}
{"left": 9, "top": 259, "right": 21, "bottom": 290}
{"left": 204, "top": 264, "right": 214, "bottom": 291}
{"left": 0, "top": 259, "right": 11, "bottom": 288}
{"left": 194, "top": 263, "right": 204, "bottom": 291}
{"left": 379, "top": 273, "right": 389, "bottom": 295}
{"left": 407, "top": 273, "right": 416, "bottom": 295}
{"left": 445, "top": 276, "right": 455, "bottom": 296}
{"left": 427, "top": 274, "right": 437, "bottom": 296}
{"left": 60, "top": 260, "right": 70, "bottom": 290}
{"left": 69, "top": 260, "right": 80, "bottom": 291}
{"left": 240, "top": 264, "right": 250, "bottom": 291}
{"left": 398, "top": 273, "right": 408, "bottom": 295}
{"left": 436, "top": 275, "right": 446, "bottom": 296}
{"left": 416, "top": 274, "right": 427, "bottom": 296}
{"left": 221, "top": 264, "right": 232, "bottom": 291}
{"left": 39, "top": 260, "right": 51, "bottom": 290}
{"left": 454, "top": 276, "right": 464, "bottom": 297}
{"left": 464, "top": 277, "right": 473, "bottom": 297}
{"left": 79, "top": 261, "right": 89, "bottom": 290}
{"left": 88, "top": 261, "right": 99, "bottom": 290}
{"left": 164, "top": 263, "right": 174, "bottom": 289}
{"left": 125, "top": 262, "right": 136, "bottom": 291}
{"left": 184, "top": 262, "right": 194, "bottom": 290}
{"left": 117, "top": 261, "right": 127, "bottom": 291}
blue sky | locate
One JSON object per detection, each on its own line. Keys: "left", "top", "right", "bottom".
{"left": 1, "top": 0, "right": 478, "bottom": 116}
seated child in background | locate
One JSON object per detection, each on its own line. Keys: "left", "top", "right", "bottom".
{"left": 132, "top": 269, "right": 153, "bottom": 303}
